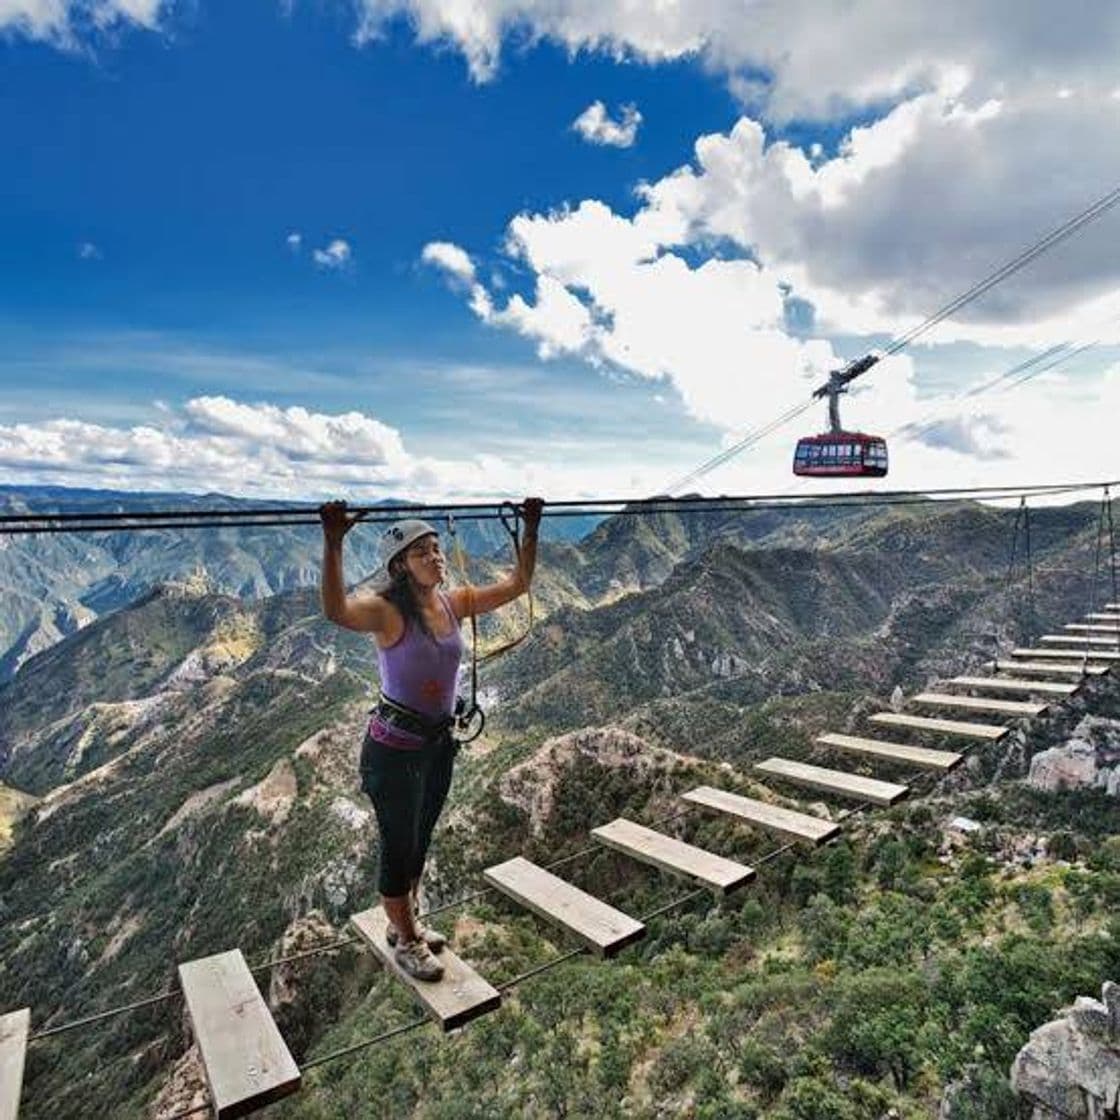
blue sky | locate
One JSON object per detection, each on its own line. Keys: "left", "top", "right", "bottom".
{"left": 3, "top": 1, "right": 1120, "bottom": 501}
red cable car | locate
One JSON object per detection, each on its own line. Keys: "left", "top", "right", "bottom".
{"left": 793, "top": 363, "right": 889, "bottom": 478}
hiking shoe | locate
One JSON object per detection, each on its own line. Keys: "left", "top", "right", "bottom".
{"left": 394, "top": 937, "right": 444, "bottom": 982}
{"left": 387, "top": 923, "right": 447, "bottom": 954}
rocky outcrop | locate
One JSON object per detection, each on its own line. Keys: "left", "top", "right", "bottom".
{"left": 266, "top": 911, "right": 366, "bottom": 1059}
{"left": 498, "top": 726, "right": 691, "bottom": 835}
{"left": 1028, "top": 716, "right": 1120, "bottom": 796}
{"left": 234, "top": 757, "right": 298, "bottom": 826}
{"left": 1011, "top": 981, "right": 1120, "bottom": 1119}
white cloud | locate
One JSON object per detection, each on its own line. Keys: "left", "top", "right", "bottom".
{"left": 352, "top": 2, "right": 1120, "bottom": 118}
{"left": 572, "top": 101, "right": 642, "bottom": 148}
{"left": 421, "top": 240, "right": 476, "bottom": 285}
{"left": 286, "top": 231, "right": 302, "bottom": 252}
{"left": 0, "top": 0, "right": 168, "bottom": 44}
{"left": 312, "top": 238, "right": 352, "bottom": 270}
{"left": 634, "top": 92, "right": 1120, "bottom": 344}
{"left": 77, "top": 241, "right": 101, "bottom": 260}
{"left": 0, "top": 396, "right": 682, "bottom": 501}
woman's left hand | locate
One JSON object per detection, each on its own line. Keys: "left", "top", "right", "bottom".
{"left": 521, "top": 497, "right": 544, "bottom": 536}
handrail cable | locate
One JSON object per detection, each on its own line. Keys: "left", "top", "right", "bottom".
{"left": 2, "top": 479, "right": 1116, "bottom": 537}
{"left": 2, "top": 477, "right": 1102, "bottom": 524}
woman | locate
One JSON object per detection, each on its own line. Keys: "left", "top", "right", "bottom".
{"left": 319, "top": 498, "right": 542, "bottom": 981}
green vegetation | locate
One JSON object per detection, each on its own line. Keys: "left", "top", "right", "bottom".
{"left": 1, "top": 498, "right": 1117, "bottom": 1118}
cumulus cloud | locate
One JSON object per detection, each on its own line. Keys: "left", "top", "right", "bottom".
{"left": 285, "top": 231, "right": 302, "bottom": 252}
{"left": 632, "top": 92, "right": 1120, "bottom": 343}
{"left": 312, "top": 238, "right": 352, "bottom": 270}
{"left": 421, "top": 240, "right": 477, "bottom": 285}
{"left": 1, "top": 0, "right": 168, "bottom": 44}
{"left": 572, "top": 101, "right": 642, "bottom": 147}
{"left": 433, "top": 81, "right": 1120, "bottom": 445}
{"left": 0, "top": 395, "right": 678, "bottom": 501}
{"left": 352, "top": 2, "right": 1120, "bottom": 116}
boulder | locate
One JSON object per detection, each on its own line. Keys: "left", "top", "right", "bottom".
{"left": 1011, "top": 981, "right": 1120, "bottom": 1118}
{"left": 1028, "top": 716, "right": 1120, "bottom": 796}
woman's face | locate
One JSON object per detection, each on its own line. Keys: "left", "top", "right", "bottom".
{"left": 401, "top": 534, "right": 445, "bottom": 588}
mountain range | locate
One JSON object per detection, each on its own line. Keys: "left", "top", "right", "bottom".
{"left": 0, "top": 489, "right": 1117, "bottom": 1119}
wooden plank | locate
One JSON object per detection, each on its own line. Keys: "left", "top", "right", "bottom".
{"left": 911, "top": 692, "right": 1049, "bottom": 717}
{"left": 483, "top": 857, "right": 645, "bottom": 957}
{"left": 178, "top": 950, "right": 300, "bottom": 1119}
{"left": 350, "top": 908, "right": 500, "bottom": 1031}
{"left": 591, "top": 818, "right": 755, "bottom": 895}
{"left": 1040, "top": 634, "right": 1119, "bottom": 646}
{"left": 988, "top": 660, "right": 1109, "bottom": 677}
{"left": 1013, "top": 647, "right": 1120, "bottom": 661}
{"left": 946, "top": 676, "right": 1078, "bottom": 697}
{"left": 756, "top": 757, "right": 908, "bottom": 806}
{"left": 0, "top": 1009, "right": 29, "bottom": 1120}
{"left": 869, "top": 712, "right": 1008, "bottom": 741}
{"left": 1064, "top": 623, "right": 1120, "bottom": 633}
{"left": 816, "top": 732, "right": 962, "bottom": 772}
{"left": 682, "top": 786, "right": 839, "bottom": 846}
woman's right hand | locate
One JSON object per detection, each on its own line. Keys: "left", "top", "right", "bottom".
{"left": 319, "top": 500, "right": 358, "bottom": 547}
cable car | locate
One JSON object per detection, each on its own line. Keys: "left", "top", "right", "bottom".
{"left": 793, "top": 432, "right": 888, "bottom": 477}
{"left": 793, "top": 361, "right": 888, "bottom": 478}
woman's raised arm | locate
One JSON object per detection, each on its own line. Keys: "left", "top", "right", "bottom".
{"left": 449, "top": 497, "right": 543, "bottom": 619}
{"left": 320, "top": 501, "right": 391, "bottom": 633}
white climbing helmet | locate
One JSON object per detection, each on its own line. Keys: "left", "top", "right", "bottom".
{"left": 378, "top": 518, "right": 439, "bottom": 570}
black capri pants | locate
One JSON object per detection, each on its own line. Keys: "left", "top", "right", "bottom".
{"left": 360, "top": 731, "right": 458, "bottom": 897}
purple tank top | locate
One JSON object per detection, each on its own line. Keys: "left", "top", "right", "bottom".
{"left": 369, "top": 591, "right": 463, "bottom": 749}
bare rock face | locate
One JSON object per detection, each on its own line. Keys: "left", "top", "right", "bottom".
{"left": 1028, "top": 716, "right": 1120, "bottom": 796}
{"left": 1010, "top": 981, "right": 1120, "bottom": 1119}
{"left": 498, "top": 726, "right": 689, "bottom": 836}
{"left": 267, "top": 910, "right": 352, "bottom": 1060}
{"left": 147, "top": 1042, "right": 208, "bottom": 1120}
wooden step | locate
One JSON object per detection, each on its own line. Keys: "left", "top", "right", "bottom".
{"left": 682, "top": 786, "right": 839, "bottom": 846}
{"left": 946, "top": 676, "right": 1078, "bottom": 697}
{"left": 1040, "top": 634, "right": 1119, "bottom": 646}
{"left": 911, "top": 692, "right": 1049, "bottom": 717}
{"left": 755, "top": 757, "right": 909, "bottom": 807}
{"left": 1013, "top": 647, "right": 1120, "bottom": 661}
{"left": 350, "top": 908, "right": 500, "bottom": 1031}
{"left": 989, "top": 660, "right": 1109, "bottom": 677}
{"left": 869, "top": 712, "right": 1008, "bottom": 741}
{"left": 0, "top": 1009, "right": 29, "bottom": 1120}
{"left": 178, "top": 950, "right": 300, "bottom": 1119}
{"left": 816, "top": 733, "right": 962, "bottom": 772}
{"left": 1064, "top": 623, "right": 1120, "bottom": 633}
{"left": 483, "top": 857, "right": 645, "bottom": 957}
{"left": 591, "top": 818, "right": 755, "bottom": 895}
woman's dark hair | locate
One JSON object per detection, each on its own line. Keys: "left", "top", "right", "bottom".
{"left": 381, "top": 554, "right": 435, "bottom": 639}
